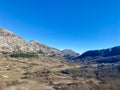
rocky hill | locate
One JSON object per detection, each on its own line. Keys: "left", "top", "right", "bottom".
{"left": 61, "top": 49, "right": 80, "bottom": 60}
{"left": 0, "top": 27, "right": 62, "bottom": 56}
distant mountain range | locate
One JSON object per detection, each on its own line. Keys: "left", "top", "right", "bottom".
{"left": 0, "top": 27, "right": 78, "bottom": 58}
{"left": 76, "top": 46, "right": 120, "bottom": 63}
{"left": 1, "top": 27, "right": 120, "bottom": 63}
{"left": 76, "top": 46, "right": 120, "bottom": 58}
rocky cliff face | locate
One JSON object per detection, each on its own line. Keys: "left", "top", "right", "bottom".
{"left": 0, "top": 27, "right": 62, "bottom": 56}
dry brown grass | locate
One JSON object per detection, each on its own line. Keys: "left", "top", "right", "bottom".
{"left": 0, "top": 54, "right": 98, "bottom": 90}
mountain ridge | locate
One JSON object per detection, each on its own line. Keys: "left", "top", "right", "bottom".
{"left": 76, "top": 46, "right": 120, "bottom": 59}
{"left": 0, "top": 27, "right": 79, "bottom": 58}
{"left": 75, "top": 46, "right": 120, "bottom": 63}
{"left": 0, "top": 27, "right": 62, "bottom": 56}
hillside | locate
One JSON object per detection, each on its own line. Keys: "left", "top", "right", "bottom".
{"left": 76, "top": 46, "right": 120, "bottom": 63}
{"left": 0, "top": 27, "right": 120, "bottom": 90}
{"left": 0, "top": 27, "right": 62, "bottom": 56}
{"left": 61, "top": 49, "right": 80, "bottom": 60}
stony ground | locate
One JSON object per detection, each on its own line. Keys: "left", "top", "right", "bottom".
{"left": 0, "top": 54, "right": 100, "bottom": 90}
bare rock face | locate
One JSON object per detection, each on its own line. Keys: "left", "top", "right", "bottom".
{"left": 0, "top": 27, "right": 62, "bottom": 56}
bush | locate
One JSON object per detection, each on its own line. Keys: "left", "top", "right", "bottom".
{"left": 10, "top": 52, "right": 37, "bottom": 58}
{"left": 37, "top": 50, "right": 44, "bottom": 54}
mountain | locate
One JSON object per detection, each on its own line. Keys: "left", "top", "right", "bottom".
{"left": 0, "top": 27, "right": 62, "bottom": 56}
{"left": 61, "top": 49, "right": 80, "bottom": 60}
{"left": 0, "top": 27, "right": 29, "bottom": 52}
{"left": 77, "top": 46, "right": 120, "bottom": 58}
{"left": 30, "top": 40, "right": 62, "bottom": 56}
{"left": 1, "top": 27, "right": 120, "bottom": 90}
{"left": 76, "top": 46, "right": 120, "bottom": 63}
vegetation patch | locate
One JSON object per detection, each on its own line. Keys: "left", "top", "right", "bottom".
{"left": 10, "top": 52, "right": 38, "bottom": 58}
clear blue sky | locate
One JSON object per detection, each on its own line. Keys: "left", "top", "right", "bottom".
{"left": 0, "top": 0, "right": 120, "bottom": 53}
